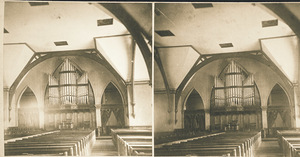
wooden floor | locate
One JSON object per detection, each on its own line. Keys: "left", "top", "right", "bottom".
{"left": 90, "top": 136, "right": 118, "bottom": 156}
{"left": 254, "top": 138, "right": 283, "bottom": 157}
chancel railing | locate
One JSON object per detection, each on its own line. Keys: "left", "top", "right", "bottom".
{"left": 211, "top": 60, "right": 261, "bottom": 131}
{"left": 45, "top": 58, "right": 96, "bottom": 130}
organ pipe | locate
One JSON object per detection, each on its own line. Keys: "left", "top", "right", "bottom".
{"left": 212, "top": 61, "right": 256, "bottom": 107}
{"left": 48, "top": 59, "right": 92, "bottom": 106}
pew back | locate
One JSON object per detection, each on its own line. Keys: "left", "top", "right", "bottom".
{"left": 5, "top": 130, "right": 96, "bottom": 156}
{"left": 111, "top": 128, "right": 152, "bottom": 156}
{"left": 277, "top": 130, "right": 300, "bottom": 157}
{"left": 155, "top": 131, "right": 261, "bottom": 156}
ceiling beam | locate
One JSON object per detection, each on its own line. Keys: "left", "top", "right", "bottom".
{"left": 154, "top": 48, "right": 172, "bottom": 113}
{"left": 130, "top": 38, "right": 136, "bottom": 118}
{"left": 8, "top": 49, "right": 126, "bottom": 116}
{"left": 101, "top": 3, "right": 152, "bottom": 83}
{"left": 263, "top": 3, "right": 300, "bottom": 38}
{"left": 259, "top": 34, "right": 296, "bottom": 41}
{"left": 156, "top": 45, "right": 202, "bottom": 55}
{"left": 36, "top": 48, "right": 95, "bottom": 54}
{"left": 4, "top": 42, "right": 36, "bottom": 54}
{"left": 94, "top": 34, "right": 131, "bottom": 39}
{"left": 201, "top": 50, "right": 261, "bottom": 57}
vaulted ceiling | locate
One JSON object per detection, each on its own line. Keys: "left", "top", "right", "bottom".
{"left": 3, "top": 2, "right": 151, "bottom": 89}
{"left": 154, "top": 3, "right": 300, "bottom": 91}
{"left": 4, "top": 2, "right": 300, "bottom": 95}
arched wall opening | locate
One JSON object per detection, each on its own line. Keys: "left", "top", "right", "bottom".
{"left": 100, "top": 82, "right": 126, "bottom": 135}
{"left": 18, "top": 87, "right": 39, "bottom": 129}
{"left": 183, "top": 89, "right": 205, "bottom": 131}
{"left": 267, "top": 83, "right": 292, "bottom": 137}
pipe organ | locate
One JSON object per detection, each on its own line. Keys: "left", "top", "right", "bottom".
{"left": 211, "top": 60, "right": 261, "bottom": 131}
{"left": 45, "top": 58, "right": 95, "bottom": 130}
{"left": 48, "top": 75, "right": 60, "bottom": 105}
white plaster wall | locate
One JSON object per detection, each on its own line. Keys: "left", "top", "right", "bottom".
{"left": 154, "top": 92, "right": 175, "bottom": 132}
{"left": 129, "top": 83, "right": 152, "bottom": 126}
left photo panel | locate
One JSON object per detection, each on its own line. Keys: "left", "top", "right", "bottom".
{"left": 3, "top": 1, "right": 152, "bottom": 156}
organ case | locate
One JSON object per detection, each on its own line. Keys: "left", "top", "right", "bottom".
{"left": 44, "top": 58, "right": 95, "bottom": 130}
{"left": 210, "top": 61, "right": 261, "bottom": 131}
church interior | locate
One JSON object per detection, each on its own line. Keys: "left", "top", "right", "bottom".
{"left": 1, "top": 2, "right": 152, "bottom": 156}
{"left": 3, "top": 1, "right": 300, "bottom": 157}
{"left": 154, "top": 3, "right": 300, "bottom": 156}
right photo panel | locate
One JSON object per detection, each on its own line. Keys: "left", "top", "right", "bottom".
{"left": 154, "top": 3, "right": 300, "bottom": 156}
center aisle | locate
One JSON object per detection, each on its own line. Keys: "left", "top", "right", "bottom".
{"left": 91, "top": 136, "right": 118, "bottom": 156}
{"left": 254, "top": 138, "right": 283, "bottom": 157}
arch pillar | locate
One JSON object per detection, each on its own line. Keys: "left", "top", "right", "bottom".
{"left": 204, "top": 109, "right": 210, "bottom": 130}
{"left": 293, "top": 84, "right": 300, "bottom": 128}
{"left": 3, "top": 87, "right": 10, "bottom": 129}
{"left": 95, "top": 104, "right": 101, "bottom": 136}
{"left": 261, "top": 106, "right": 268, "bottom": 129}
{"left": 294, "top": 41, "right": 300, "bottom": 128}
{"left": 37, "top": 98, "right": 44, "bottom": 129}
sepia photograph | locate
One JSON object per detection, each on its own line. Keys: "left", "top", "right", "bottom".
{"left": 2, "top": 1, "right": 300, "bottom": 157}
{"left": 154, "top": 2, "right": 300, "bottom": 157}
{"left": 1, "top": 1, "right": 152, "bottom": 156}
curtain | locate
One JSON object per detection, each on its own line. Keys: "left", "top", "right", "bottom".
{"left": 193, "top": 114, "right": 199, "bottom": 129}
{"left": 184, "top": 115, "right": 191, "bottom": 129}
{"left": 112, "top": 108, "right": 125, "bottom": 126}
{"left": 267, "top": 110, "right": 278, "bottom": 128}
{"left": 278, "top": 110, "right": 290, "bottom": 127}
{"left": 101, "top": 109, "right": 112, "bottom": 126}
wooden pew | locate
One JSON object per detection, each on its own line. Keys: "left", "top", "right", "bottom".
{"left": 4, "top": 130, "right": 60, "bottom": 143}
{"left": 116, "top": 135, "right": 152, "bottom": 156}
{"left": 5, "top": 145, "right": 73, "bottom": 156}
{"left": 155, "top": 132, "right": 225, "bottom": 148}
{"left": 155, "top": 130, "right": 209, "bottom": 145}
{"left": 111, "top": 128, "right": 152, "bottom": 156}
{"left": 111, "top": 129, "right": 151, "bottom": 145}
{"left": 277, "top": 130, "right": 300, "bottom": 157}
{"left": 155, "top": 131, "right": 261, "bottom": 157}
{"left": 5, "top": 130, "right": 96, "bottom": 156}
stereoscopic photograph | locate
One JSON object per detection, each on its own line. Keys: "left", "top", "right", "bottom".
{"left": 2, "top": 1, "right": 300, "bottom": 157}
{"left": 2, "top": 1, "right": 152, "bottom": 156}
